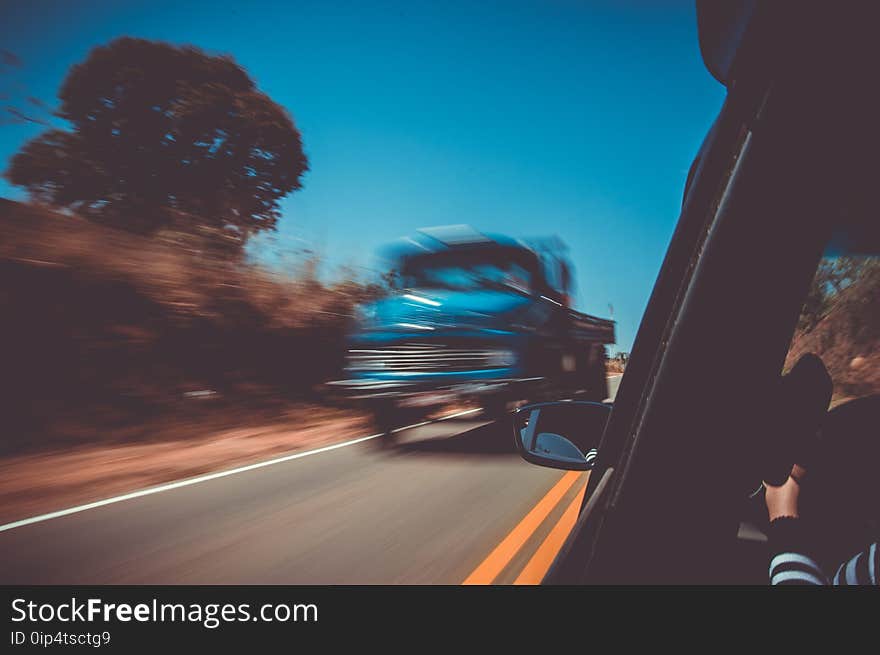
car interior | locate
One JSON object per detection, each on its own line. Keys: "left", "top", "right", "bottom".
{"left": 536, "top": 2, "right": 879, "bottom": 584}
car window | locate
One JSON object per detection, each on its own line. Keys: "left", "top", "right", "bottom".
{"left": 403, "top": 258, "right": 533, "bottom": 293}
{"left": 784, "top": 254, "right": 879, "bottom": 406}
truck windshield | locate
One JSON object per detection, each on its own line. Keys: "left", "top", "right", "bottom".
{"left": 401, "top": 254, "right": 533, "bottom": 293}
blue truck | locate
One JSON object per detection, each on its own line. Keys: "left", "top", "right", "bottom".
{"left": 331, "top": 226, "right": 615, "bottom": 439}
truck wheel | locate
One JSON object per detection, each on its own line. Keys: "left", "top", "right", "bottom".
{"left": 482, "top": 395, "right": 509, "bottom": 420}
{"left": 371, "top": 400, "right": 399, "bottom": 448}
{"left": 584, "top": 348, "right": 609, "bottom": 402}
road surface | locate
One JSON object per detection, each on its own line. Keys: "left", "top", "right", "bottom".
{"left": 0, "top": 376, "right": 621, "bottom": 584}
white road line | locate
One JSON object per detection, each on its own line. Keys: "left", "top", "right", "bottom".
{"left": 0, "top": 407, "right": 482, "bottom": 534}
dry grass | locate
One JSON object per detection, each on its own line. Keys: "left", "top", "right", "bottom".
{"left": 606, "top": 360, "right": 626, "bottom": 375}
{"left": 0, "top": 199, "right": 380, "bottom": 454}
{"left": 0, "top": 199, "right": 368, "bottom": 330}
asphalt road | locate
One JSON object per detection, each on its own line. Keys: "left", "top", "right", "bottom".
{"left": 0, "top": 376, "right": 621, "bottom": 584}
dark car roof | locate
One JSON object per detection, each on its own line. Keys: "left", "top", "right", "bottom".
{"left": 696, "top": 0, "right": 758, "bottom": 86}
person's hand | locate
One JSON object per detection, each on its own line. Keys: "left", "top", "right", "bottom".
{"left": 764, "top": 464, "right": 807, "bottom": 521}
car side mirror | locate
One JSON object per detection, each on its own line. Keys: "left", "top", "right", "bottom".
{"left": 513, "top": 401, "right": 611, "bottom": 471}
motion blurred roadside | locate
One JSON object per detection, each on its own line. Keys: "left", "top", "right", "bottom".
{"left": 0, "top": 197, "right": 382, "bottom": 455}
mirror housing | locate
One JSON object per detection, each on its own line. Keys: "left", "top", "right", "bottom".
{"left": 513, "top": 401, "right": 611, "bottom": 471}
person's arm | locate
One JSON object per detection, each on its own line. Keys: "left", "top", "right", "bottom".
{"left": 764, "top": 465, "right": 829, "bottom": 585}
{"left": 765, "top": 465, "right": 880, "bottom": 585}
{"left": 765, "top": 517, "right": 829, "bottom": 585}
{"left": 584, "top": 448, "right": 598, "bottom": 466}
{"left": 831, "top": 543, "right": 879, "bottom": 585}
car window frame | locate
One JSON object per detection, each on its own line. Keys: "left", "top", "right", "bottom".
{"left": 543, "top": 85, "right": 758, "bottom": 582}
{"left": 545, "top": 42, "right": 874, "bottom": 582}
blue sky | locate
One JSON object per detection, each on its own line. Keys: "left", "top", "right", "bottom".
{"left": 0, "top": 0, "right": 725, "bottom": 353}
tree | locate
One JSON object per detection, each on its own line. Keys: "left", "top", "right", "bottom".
{"left": 5, "top": 38, "right": 308, "bottom": 242}
{"left": 797, "top": 256, "right": 871, "bottom": 332}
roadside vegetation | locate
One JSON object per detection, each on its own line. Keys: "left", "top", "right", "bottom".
{"left": 607, "top": 351, "right": 629, "bottom": 374}
{"left": 0, "top": 199, "right": 382, "bottom": 454}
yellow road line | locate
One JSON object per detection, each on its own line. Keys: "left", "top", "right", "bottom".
{"left": 462, "top": 470, "right": 583, "bottom": 585}
{"left": 513, "top": 476, "right": 589, "bottom": 585}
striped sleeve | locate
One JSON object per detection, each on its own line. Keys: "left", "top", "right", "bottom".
{"left": 766, "top": 517, "right": 829, "bottom": 585}
{"left": 832, "top": 542, "right": 879, "bottom": 586}
{"left": 769, "top": 552, "right": 828, "bottom": 585}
